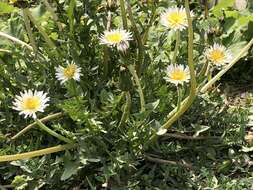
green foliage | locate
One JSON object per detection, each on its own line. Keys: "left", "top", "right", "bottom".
{"left": 0, "top": 0, "right": 252, "bottom": 189}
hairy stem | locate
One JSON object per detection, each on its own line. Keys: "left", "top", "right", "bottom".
{"left": 0, "top": 31, "right": 33, "bottom": 51}
{"left": 120, "top": 0, "right": 128, "bottom": 29}
{"left": 128, "top": 65, "right": 145, "bottom": 112}
{"left": 25, "top": 9, "right": 56, "bottom": 49}
{"left": 126, "top": 1, "right": 144, "bottom": 74}
{"left": 176, "top": 85, "right": 182, "bottom": 112}
{"left": 0, "top": 144, "right": 77, "bottom": 162}
{"left": 118, "top": 91, "right": 131, "bottom": 128}
{"left": 150, "top": 0, "right": 197, "bottom": 142}
{"left": 35, "top": 119, "right": 74, "bottom": 144}
{"left": 11, "top": 112, "right": 63, "bottom": 140}
{"left": 201, "top": 37, "right": 253, "bottom": 93}
{"left": 22, "top": 8, "right": 37, "bottom": 52}
{"left": 172, "top": 30, "right": 180, "bottom": 64}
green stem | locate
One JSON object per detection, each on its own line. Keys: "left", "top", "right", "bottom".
{"left": 0, "top": 31, "right": 33, "bottom": 51}
{"left": 150, "top": 0, "right": 197, "bottom": 142}
{"left": 11, "top": 112, "right": 63, "bottom": 140}
{"left": 22, "top": 8, "right": 37, "bottom": 52}
{"left": 118, "top": 91, "right": 131, "bottom": 128}
{"left": 197, "top": 61, "right": 208, "bottom": 78}
{"left": 172, "top": 30, "right": 180, "bottom": 64}
{"left": 25, "top": 9, "right": 56, "bottom": 49}
{"left": 0, "top": 144, "right": 77, "bottom": 162}
{"left": 127, "top": 65, "right": 145, "bottom": 112}
{"left": 35, "top": 119, "right": 74, "bottom": 144}
{"left": 176, "top": 85, "right": 182, "bottom": 112}
{"left": 200, "top": 37, "right": 253, "bottom": 93}
{"left": 142, "top": 2, "right": 156, "bottom": 45}
{"left": 126, "top": 0, "right": 144, "bottom": 74}
{"left": 120, "top": 0, "right": 128, "bottom": 29}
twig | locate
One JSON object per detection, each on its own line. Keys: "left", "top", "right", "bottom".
{"left": 144, "top": 154, "right": 193, "bottom": 170}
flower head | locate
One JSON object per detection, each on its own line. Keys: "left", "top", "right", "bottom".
{"left": 161, "top": 6, "right": 193, "bottom": 31}
{"left": 99, "top": 29, "right": 132, "bottom": 52}
{"left": 55, "top": 63, "right": 81, "bottom": 84}
{"left": 164, "top": 64, "right": 190, "bottom": 85}
{"left": 13, "top": 90, "right": 50, "bottom": 119}
{"left": 205, "top": 43, "right": 232, "bottom": 67}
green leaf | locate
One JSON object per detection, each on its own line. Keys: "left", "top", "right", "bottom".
{"left": 193, "top": 124, "right": 210, "bottom": 137}
{"left": 61, "top": 160, "right": 79, "bottom": 181}
{"left": 0, "top": 2, "right": 16, "bottom": 14}
{"left": 67, "top": 0, "right": 76, "bottom": 35}
{"left": 212, "top": 0, "right": 235, "bottom": 17}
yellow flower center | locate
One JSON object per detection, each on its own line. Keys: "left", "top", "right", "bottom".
{"left": 9, "top": 0, "right": 17, "bottom": 3}
{"left": 105, "top": 33, "right": 123, "bottom": 43}
{"left": 167, "top": 12, "right": 185, "bottom": 26}
{"left": 170, "top": 70, "right": 187, "bottom": 81}
{"left": 209, "top": 50, "right": 225, "bottom": 63}
{"left": 23, "top": 97, "right": 40, "bottom": 110}
{"left": 64, "top": 64, "right": 76, "bottom": 79}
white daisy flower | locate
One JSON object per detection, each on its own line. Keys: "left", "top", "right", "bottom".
{"left": 160, "top": 6, "right": 193, "bottom": 31}
{"left": 99, "top": 29, "right": 133, "bottom": 52}
{"left": 164, "top": 64, "right": 190, "bottom": 85}
{"left": 205, "top": 43, "right": 232, "bottom": 67}
{"left": 55, "top": 63, "right": 81, "bottom": 84}
{"left": 13, "top": 90, "right": 50, "bottom": 119}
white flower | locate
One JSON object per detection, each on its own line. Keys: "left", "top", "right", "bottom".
{"left": 160, "top": 6, "right": 193, "bottom": 31}
{"left": 99, "top": 29, "right": 133, "bottom": 52}
{"left": 13, "top": 90, "right": 50, "bottom": 119}
{"left": 164, "top": 64, "right": 190, "bottom": 85}
{"left": 55, "top": 63, "right": 81, "bottom": 84}
{"left": 205, "top": 43, "right": 232, "bottom": 67}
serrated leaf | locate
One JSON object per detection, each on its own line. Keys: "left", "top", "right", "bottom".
{"left": 61, "top": 161, "right": 79, "bottom": 181}
{"left": 212, "top": 0, "right": 235, "bottom": 17}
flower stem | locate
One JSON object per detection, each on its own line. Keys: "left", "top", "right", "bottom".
{"left": 176, "top": 86, "right": 182, "bottom": 112}
{"left": 35, "top": 119, "right": 74, "bottom": 144}
{"left": 0, "top": 144, "right": 77, "bottom": 162}
{"left": 126, "top": 0, "right": 144, "bottom": 74}
{"left": 150, "top": 0, "right": 197, "bottom": 142}
{"left": 11, "top": 112, "right": 63, "bottom": 140}
{"left": 200, "top": 37, "right": 253, "bottom": 93}
{"left": 0, "top": 31, "right": 33, "bottom": 51}
{"left": 120, "top": 0, "right": 128, "bottom": 29}
{"left": 22, "top": 8, "right": 37, "bottom": 52}
{"left": 172, "top": 30, "right": 180, "bottom": 64}
{"left": 25, "top": 9, "right": 56, "bottom": 49}
{"left": 127, "top": 65, "right": 145, "bottom": 112}
{"left": 118, "top": 91, "right": 131, "bottom": 128}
